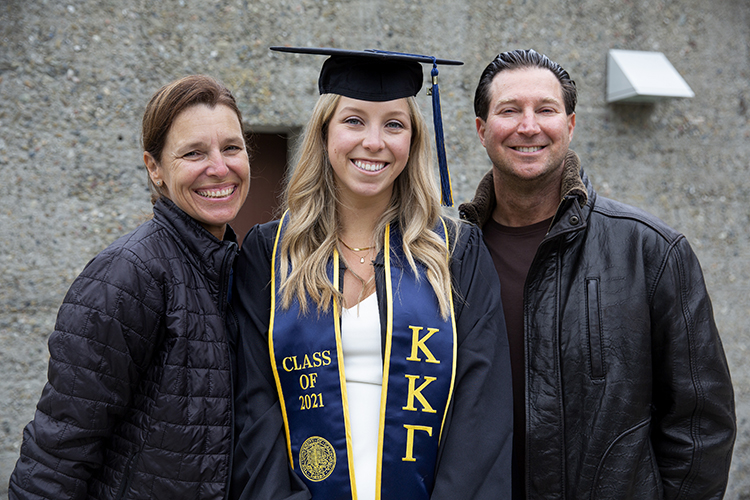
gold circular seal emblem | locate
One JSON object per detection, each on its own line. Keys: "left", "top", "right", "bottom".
{"left": 299, "top": 436, "right": 336, "bottom": 482}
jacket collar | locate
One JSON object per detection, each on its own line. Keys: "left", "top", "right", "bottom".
{"left": 152, "top": 197, "right": 238, "bottom": 285}
{"left": 458, "top": 150, "right": 588, "bottom": 227}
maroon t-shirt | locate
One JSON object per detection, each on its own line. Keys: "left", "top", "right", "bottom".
{"left": 482, "top": 216, "right": 551, "bottom": 500}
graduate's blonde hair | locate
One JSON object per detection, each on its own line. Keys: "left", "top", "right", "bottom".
{"left": 278, "top": 93, "right": 455, "bottom": 317}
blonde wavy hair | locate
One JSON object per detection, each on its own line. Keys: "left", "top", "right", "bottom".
{"left": 278, "top": 93, "right": 456, "bottom": 318}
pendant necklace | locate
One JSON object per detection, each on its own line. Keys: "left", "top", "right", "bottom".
{"left": 339, "top": 238, "right": 372, "bottom": 264}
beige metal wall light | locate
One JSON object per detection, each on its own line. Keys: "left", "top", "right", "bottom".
{"left": 606, "top": 49, "right": 695, "bottom": 103}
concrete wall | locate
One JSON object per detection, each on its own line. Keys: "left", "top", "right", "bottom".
{"left": 1, "top": 0, "right": 748, "bottom": 495}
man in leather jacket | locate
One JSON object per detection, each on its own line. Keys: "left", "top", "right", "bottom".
{"left": 459, "top": 49, "right": 736, "bottom": 499}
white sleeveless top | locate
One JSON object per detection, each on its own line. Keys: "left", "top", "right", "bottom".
{"left": 341, "top": 292, "right": 382, "bottom": 500}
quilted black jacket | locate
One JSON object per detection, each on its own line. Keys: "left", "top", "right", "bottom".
{"left": 459, "top": 151, "right": 736, "bottom": 499}
{"left": 10, "top": 198, "right": 238, "bottom": 499}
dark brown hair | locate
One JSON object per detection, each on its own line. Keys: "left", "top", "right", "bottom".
{"left": 141, "top": 74, "right": 245, "bottom": 203}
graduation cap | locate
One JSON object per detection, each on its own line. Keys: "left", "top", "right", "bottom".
{"left": 270, "top": 46, "right": 463, "bottom": 206}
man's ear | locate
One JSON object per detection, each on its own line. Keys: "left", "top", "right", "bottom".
{"left": 567, "top": 112, "right": 576, "bottom": 142}
{"left": 476, "top": 117, "right": 487, "bottom": 147}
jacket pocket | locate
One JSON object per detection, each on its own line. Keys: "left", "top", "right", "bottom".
{"left": 591, "top": 418, "right": 662, "bottom": 499}
{"left": 586, "top": 278, "right": 605, "bottom": 379}
{"left": 114, "top": 444, "right": 143, "bottom": 500}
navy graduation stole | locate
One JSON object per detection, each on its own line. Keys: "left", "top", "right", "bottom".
{"left": 269, "top": 212, "right": 457, "bottom": 500}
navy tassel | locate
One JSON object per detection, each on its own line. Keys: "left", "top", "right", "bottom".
{"left": 430, "top": 63, "right": 453, "bottom": 206}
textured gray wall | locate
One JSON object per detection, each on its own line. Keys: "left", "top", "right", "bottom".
{"left": 1, "top": 0, "right": 748, "bottom": 496}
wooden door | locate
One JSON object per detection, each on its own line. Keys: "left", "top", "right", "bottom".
{"left": 231, "top": 132, "right": 289, "bottom": 245}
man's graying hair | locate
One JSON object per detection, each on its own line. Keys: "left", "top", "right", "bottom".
{"left": 474, "top": 49, "right": 577, "bottom": 120}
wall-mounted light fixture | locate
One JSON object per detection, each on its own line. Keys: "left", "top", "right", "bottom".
{"left": 606, "top": 49, "right": 694, "bottom": 104}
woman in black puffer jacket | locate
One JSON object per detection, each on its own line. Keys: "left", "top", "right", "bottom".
{"left": 9, "top": 75, "right": 303, "bottom": 500}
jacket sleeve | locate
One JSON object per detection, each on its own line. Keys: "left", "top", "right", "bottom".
{"left": 227, "top": 222, "right": 311, "bottom": 500}
{"left": 431, "top": 222, "right": 513, "bottom": 500}
{"left": 650, "top": 236, "right": 735, "bottom": 499}
{"left": 8, "top": 245, "right": 164, "bottom": 500}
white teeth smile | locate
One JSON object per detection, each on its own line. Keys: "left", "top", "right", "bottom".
{"left": 353, "top": 159, "right": 387, "bottom": 172}
{"left": 197, "top": 186, "right": 235, "bottom": 199}
{"left": 515, "top": 146, "right": 543, "bottom": 153}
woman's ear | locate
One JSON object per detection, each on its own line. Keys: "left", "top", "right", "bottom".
{"left": 143, "top": 152, "right": 162, "bottom": 186}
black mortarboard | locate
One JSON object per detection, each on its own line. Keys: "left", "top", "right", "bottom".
{"left": 270, "top": 46, "right": 463, "bottom": 206}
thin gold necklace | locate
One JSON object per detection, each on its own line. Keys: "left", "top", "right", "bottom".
{"left": 339, "top": 238, "right": 372, "bottom": 264}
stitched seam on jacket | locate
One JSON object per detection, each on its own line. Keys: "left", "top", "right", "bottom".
{"left": 674, "top": 241, "right": 704, "bottom": 498}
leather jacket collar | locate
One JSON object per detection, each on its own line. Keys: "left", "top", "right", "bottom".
{"left": 458, "top": 150, "right": 588, "bottom": 228}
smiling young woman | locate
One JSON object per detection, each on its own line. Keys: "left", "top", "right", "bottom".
{"left": 228, "top": 48, "right": 513, "bottom": 500}
{"left": 325, "top": 97, "right": 412, "bottom": 211}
